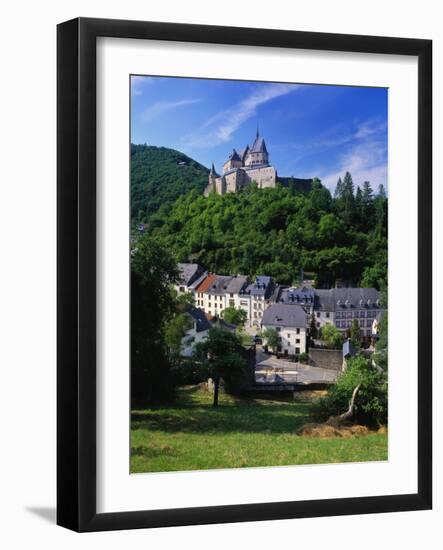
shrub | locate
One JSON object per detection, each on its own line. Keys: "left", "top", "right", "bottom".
{"left": 312, "top": 355, "right": 387, "bottom": 427}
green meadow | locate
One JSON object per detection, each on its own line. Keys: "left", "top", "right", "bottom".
{"left": 131, "top": 386, "right": 388, "bottom": 473}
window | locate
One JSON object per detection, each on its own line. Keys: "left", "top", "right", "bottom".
{"left": 179, "top": 286, "right": 185, "bottom": 292}
{"left": 276, "top": 327, "right": 281, "bottom": 332}
{"left": 326, "top": 312, "right": 330, "bottom": 318}
{"left": 316, "top": 311, "right": 320, "bottom": 318}
{"left": 296, "top": 338, "right": 300, "bottom": 344}
{"left": 230, "top": 293, "right": 233, "bottom": 298}
{"left": 295, "top": 347, "right": 300, "bottom": 354}
{"left": 287, "top": 333, "right": 291, "bottom": 339}
{"left": 296, "top": 328, "right": 300, "bottom": 334}
{"left": 317, "top": 322, "right": 320, "bottom": 328}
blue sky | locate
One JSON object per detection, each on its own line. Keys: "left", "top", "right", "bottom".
{"left": 131, "top": 75, "right": 388, "bottom": 192}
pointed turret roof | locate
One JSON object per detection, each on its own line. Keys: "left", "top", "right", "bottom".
{"left": 209, "top": 162, "right": 219, "bottom": 177}
{"left": 250, "top": 129, "right": 268, "bottom": 154}
{"left": 227, "top": 149, "right": 241, "bottom": 161}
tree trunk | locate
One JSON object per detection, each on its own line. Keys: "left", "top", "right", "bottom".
{"left": 338, "top": 383, "right": 361, "bottom": 422}
{"left": 213, "top": 378, "right": 220, "bottom": 407}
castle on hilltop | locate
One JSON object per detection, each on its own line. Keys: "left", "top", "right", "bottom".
{"left": 204, "top": 129, "right": 278, "bottom": 196}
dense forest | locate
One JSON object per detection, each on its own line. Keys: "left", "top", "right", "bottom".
{"left": 138, "top": 172, "right": 387, "bottom": 289}
{"left": 131, "top": 144, "right": 209, "bottom": 223}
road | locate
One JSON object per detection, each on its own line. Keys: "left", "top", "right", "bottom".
{"left": 255, "top": 349, "right": 339, "bottom": 385}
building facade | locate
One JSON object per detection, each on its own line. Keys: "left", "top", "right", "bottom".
{"left": 261, "top": 304, "right": 308, "bottom": 355}
{"left": 313, "top": 288, "right": 383, "bottom": 337}
{"left": 177, "top": 264, "right": 383, "bottom": 339}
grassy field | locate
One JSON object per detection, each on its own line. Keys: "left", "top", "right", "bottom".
{"left": 131, "top": 386, "right": 388, "bottom": 473}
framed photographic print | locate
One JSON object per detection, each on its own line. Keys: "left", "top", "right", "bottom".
{"left": 57, "top": 17, "right": 432, "bottom": 532}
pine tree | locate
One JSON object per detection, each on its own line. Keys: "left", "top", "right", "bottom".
{"left": 341, "top": 172, "right": 355, "bottom": 226}
{"left": 377, "top": 184, "right": 386, "bottom": 198}
{"left": 334, "top": 177, "right": 344, "bottom": 198}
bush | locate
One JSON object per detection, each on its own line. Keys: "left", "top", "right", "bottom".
{"left": 312, "top": 355, "right": 387, "bottom": 427}
{"left": 298, "top": 352, "right": 309, "bottom": 364}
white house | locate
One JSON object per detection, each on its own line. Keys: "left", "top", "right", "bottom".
{"left": 180, "top": 306, "right": 212, "bottom": 357}
{"left": 261, "top": 303, "right": 308, "bottom": 356}
{"left": 224, "top": 275, "right": 250, "bottom": 321}
{"left": 175, "top": 263, "right": 207, "bottom": 297}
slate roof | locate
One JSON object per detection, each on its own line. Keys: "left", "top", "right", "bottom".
{"left": 279, "top": 286, "right": 316, "bottom": 305}
{"left": 177, "top": 263, "right": 204, "bottom": 286}
{"left": 315, "top": 288, "right": 381, "bottom": 311}
{"left": 250, "top": 135, "right": 268, "bottom": 154}
{"left": 238, "top": 145, "right": 250, "bottom": 161}
{"left": 210, "top": 317, "right": 237, "bottom": 332}
{"left": 188, "top": 271, "right": 208, "bottom": 290}
{"left": 225, "top": 275, "right": 248, "bottom": 294}
{"left": 209, "top": 162, "right": 219, "bottom": 177}
{"left": 243, "top": 164, "right": 270, "bottom": 171}
{"left": 185, "top": 306, "right": 212, "bottom": 333}
{"left": 206, "top": 275, "right": 233, "bottom": 295}
{"left": 227, "top": 149, "right": 241, "bottom": 161}
{"left": 262, "top": 304, "right": 307, "bottom": 328}
{"left": 247, "top": 275, "right": 272, "bottom": 297}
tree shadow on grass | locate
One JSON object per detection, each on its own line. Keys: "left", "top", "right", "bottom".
{"left": 131, "top": 401, "right": 312, "bottom": 435}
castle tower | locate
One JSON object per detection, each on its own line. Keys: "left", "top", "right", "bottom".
{"left": 223, "top": 149, "right": 242, "bottom": 173}
{"left": 245, "top": 128, "right": 269, "bottom": 166}
{"left": 207, "top": 161, "right": 219, "bottom": 193}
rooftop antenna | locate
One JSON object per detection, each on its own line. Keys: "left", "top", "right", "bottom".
{"left": 256, "top": 124, "right": 259, "bottom": 139}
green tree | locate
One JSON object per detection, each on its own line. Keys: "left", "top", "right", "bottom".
{"left": 164, "top": 313, "right": 193, "bottom": 354}
{"left": 309, "top": 313, "right": 318, "bottom": 340}
{"left": 334, "top": 177, "right": 344, "bottom": 198}
{"left": 349, "top": 318, "right": 361, "bottom": 348}
{"left": 222, "top": 306, "right": 247, "bottom": 327}
{"left": 193, "top": 327, "right": 247, "bottom": 406}
{"left": 262, "top": 327, "right": 280, "bottom": 353}
{"left": 175, "top": 291, "right": 195, "bottom": 311}
{"left": 131, "top": 235, "right": 179, "bottom": 404}
{"left": 373, "top": 313, "right": 388, "bottom": 371}
{"left": 313, "top": 355, "right": 387, "bottom": 426}
{"left": 320, "top": 323, "right": 343, "bottom": 349}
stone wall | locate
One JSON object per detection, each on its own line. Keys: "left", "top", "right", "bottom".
{"left": 246, "top": 166, "right": 276, "bottom": 188}
{"left": 309, "top": 348, "right": 343, "bottom": 371}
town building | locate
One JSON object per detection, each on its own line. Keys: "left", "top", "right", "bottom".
{"left": 175, "top": 263, "right": 207, "bottom": 297}
{"left": 180, "top": 306, "right": 212, "bottom": 357}
{"left": 277, "top": 286, "right": 316, "bottom": 314}
{"left": 224, "top": 275, "right": 250, "bottom": 320}
{"left": 314, "top": 288, "right": 383, "bottom": 337}
{"left": 245, "top": 276, "right": 275, "bottom": 328}
{"left": 261, "top": 303, "right": 308, "bottom": 355}
{"left": 178, "top": 263, "right": 384, "bottom": 338}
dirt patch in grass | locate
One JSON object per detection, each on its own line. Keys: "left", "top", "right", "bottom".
{"left": 296, "top": 422, "right": 371, "bottom": 438}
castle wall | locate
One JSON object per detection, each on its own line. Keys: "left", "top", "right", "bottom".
{"left": 245, "top": 166, "right": 276, "bottom": 188}
{"left": 225, "top": 170, "right": 244, "bottom": 193}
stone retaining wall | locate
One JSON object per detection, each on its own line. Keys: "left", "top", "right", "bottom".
{"left": 309, "top": 348, "right": 343, "bottom": 371}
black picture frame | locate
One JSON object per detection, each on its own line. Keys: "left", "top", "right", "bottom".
{"left": 57, "top": 17, "right": 432, "bottom": 532}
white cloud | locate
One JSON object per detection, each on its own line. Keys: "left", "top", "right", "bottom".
{"left": 131, "top": 75, "right": 155, "bottom": 96}
{"left": 320, "top": 138, "right": 387, "bottom": 192}
{"left": 184, "top": 83, "right": 298, "bottom": 148}
{"left": 142, "top": 98, "right": 201, "bottom": 122}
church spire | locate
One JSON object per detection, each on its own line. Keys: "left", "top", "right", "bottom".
{"left": 256, "top": 125, "right": 259, "bottom": 139}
